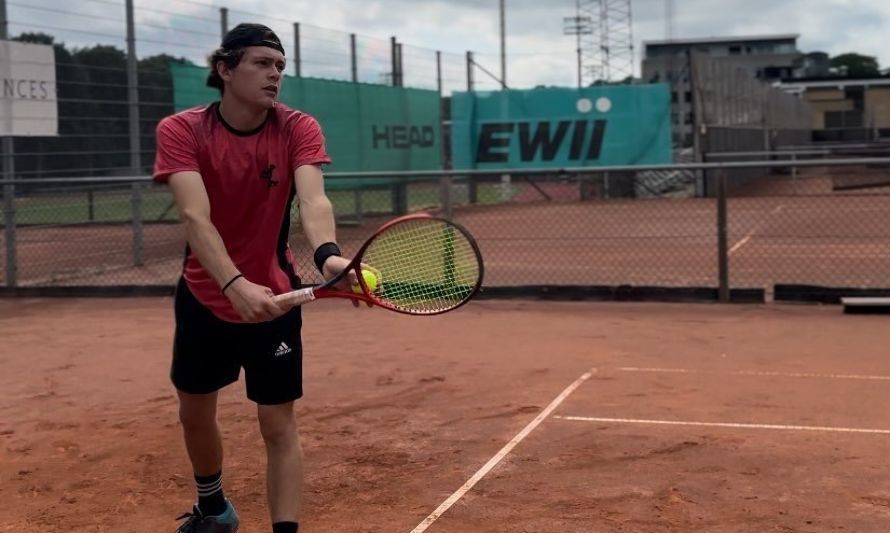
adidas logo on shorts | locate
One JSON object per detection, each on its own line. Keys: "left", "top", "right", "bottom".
{"left": 274, "top": 342, "right": 293, "bottom": 357}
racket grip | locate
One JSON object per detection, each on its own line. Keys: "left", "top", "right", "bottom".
{"left": 273, "top": 287, "right": 316, "bottom": 308}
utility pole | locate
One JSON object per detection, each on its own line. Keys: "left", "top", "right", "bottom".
{"left": 499, "top": 0, "right": 507, "bottom": 88}
{"left": 665, "top": 0, "right": 675, "bottom": 41}
{"left": 563, "top": 0, "right": 593, "bottom": 88}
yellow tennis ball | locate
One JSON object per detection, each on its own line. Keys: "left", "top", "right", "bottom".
{"left": 352, "top": 269, "right": 379, "bottom": 294}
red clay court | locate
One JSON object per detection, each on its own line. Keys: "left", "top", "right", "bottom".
{"left": 2, "top": 297, "right": 889, "bottom": 532}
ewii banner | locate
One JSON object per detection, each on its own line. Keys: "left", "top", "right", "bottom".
{"left": 0, "top": 41, "right": 58, "bottom": 136}
{"left": 451, "top": 85, "right": 671, "bottom": 169}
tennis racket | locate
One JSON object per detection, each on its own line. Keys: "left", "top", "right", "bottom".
{"left": 273, "top": 213, "right": 484, "bottom": 315}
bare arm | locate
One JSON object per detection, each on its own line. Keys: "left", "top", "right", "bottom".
{"left": 294, "top": 165, "right": 361, "bottom": 289}
{"left": 294, "top": 164, "right": 338, "bottom": 252}
{"left": 168, "top": 171, "right": 239, "bottom": 287}
{"left": 168, "top": 171, "right": 283, "bottom": 321}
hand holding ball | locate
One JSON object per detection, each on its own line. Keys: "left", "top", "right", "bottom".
{"left": 352, "top": 269, "right": 379, "bottom": 294}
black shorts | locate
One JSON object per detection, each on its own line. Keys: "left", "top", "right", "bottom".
{"left": 171, "top": 277, "right": 303, "bottom": 405}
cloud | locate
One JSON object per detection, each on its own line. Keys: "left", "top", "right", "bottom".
{"left": 6, "top": 0, "right": 889, "bottom": 90}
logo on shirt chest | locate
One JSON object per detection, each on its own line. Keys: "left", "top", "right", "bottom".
{"left": 260, "top": 164, "right": 279, "bottom": 188}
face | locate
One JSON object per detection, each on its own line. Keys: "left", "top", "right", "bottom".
{"left": 219, "top": 46, "right": 286, "bottom": 109}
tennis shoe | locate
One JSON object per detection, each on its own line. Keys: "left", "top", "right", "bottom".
{"left": 174, "top": 499, "right": 239, "bottom": 532}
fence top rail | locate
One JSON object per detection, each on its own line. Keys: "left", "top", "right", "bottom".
{"left": 706, "top": 150, "right": 832, "bottom": 158}
{"left": 1, "top": 157, "right": 890, "bottom": 186}
{"left": 779, "top": 143, "right": 890, "bottom": 150}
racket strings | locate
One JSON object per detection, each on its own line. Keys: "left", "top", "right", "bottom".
{"left": 363, "top": 219, "right": 480, "bottom": 313}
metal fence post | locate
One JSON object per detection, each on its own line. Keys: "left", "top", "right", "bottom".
{"left": 396, "top": 42, "right": 403, "bottom": 87}
{"left": 435, "top": 51, "right": 454, "bottom": 218}
{"left": 220, "top": 7, "right": 228, "bottom": 39}
{"left": 716, "top": 169, "right": 730, "bottom": 303}
{"left": 390, "top": 36, "right": 398, "bottom": 86}
{"left": 3, "top": 181, "right": 16, "bottom": 287}
{"left": 466, "top": 51, "right": 478, "bottom": 205}
{"left": 293, "top": 23, "right": 301, "bottom": 77}
{"left": 0, "top": 0, "right": 7, "bottom": 39}
{"left": 391, "top": 179, "right": 408, "bottom": 216}
{"left": 349, "top": 33, "right": 357, "bottom": 83}
{"left": 131, "top": 182, "right": 143, "bottom": 267}
{"left": 436, "top": 50, "right": 442, "bottom": 95}
{"left": 125, "top": 0, "right": 141, "bottom": 175}
{"left": 352, "top": 188, "right": 363, "bottom": 226}
{"left": 439, "top": 175, "right": 453, "bottom": 220}
{"left": 1, "top": 0, "right": 16, "bottom": 287}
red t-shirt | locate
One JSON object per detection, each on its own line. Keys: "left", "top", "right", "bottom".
{"left": 153, "top": 102, "right": 331, "bottom": 322}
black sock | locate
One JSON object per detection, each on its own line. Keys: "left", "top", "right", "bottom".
{"left": 272, "top": 522, "right": 299, "bottom": 533}
{"left": 195, "top": 471, "right": 227, "bottom": 517}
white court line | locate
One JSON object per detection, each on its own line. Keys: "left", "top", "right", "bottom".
{"left": 555, "top": 416, "right": 890, "bottom": 435}
{"left": 728, "top": 235, "right": 752, "bottom": 254}
{"left": 409, "top": 369, "right": 596, "bottom": 533}
{"left": 617, "top": 366, "right": 890, "bottom": 381}
{"left": 729, "top": 204, "right": 784, "bottom": 255}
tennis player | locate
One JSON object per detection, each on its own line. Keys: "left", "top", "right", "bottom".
{"left": 153, "top": 23, "right": 351, "bottom": 533}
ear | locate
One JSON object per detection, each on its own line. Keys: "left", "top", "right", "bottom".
{"left": 217, "top": 60, "right": 233, "bottom": 83}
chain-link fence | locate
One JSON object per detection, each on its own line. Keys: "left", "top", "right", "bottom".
{"left": 0, "top": 0, "right": 472, "bottom": 182}
{"left": 2, "top": 2, "right": 889, "bottom": 303}
{"left": 3, "top": 158, "right": 889, "bottom": 302}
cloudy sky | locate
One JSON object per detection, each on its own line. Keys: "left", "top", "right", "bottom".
{"left": 8, "top": 0, "right": 890, "bottom": 91}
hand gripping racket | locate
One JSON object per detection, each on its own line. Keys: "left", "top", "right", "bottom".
{"left": 273, "top": 214, "right": 484, "bottom": 315}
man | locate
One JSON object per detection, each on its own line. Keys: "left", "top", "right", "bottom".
{"left": 154, "top": 23, "right": 353, "bottom": 533}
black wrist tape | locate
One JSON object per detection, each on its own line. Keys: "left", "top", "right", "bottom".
{"left": 313, "top": 242, "right": 342, "bottom": 273}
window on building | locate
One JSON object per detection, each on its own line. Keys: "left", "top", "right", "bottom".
{"left": 763, "top": 66, "right": 783, "bottom": 79}
{"left": 729, "top": 45, "right": 741, "bottom": 55}
{"left": 671, "top": 92, "right": 678, "bottom": 103}
{"left": 685, "top": 91, "right": 692, "bottom": 103}
{"left": 825, "top": 111, "right": 864, "bottom": 129}
{"left": 774, "top": 43, "right": 796, "bottom": 54}
{"left": 844, "top": 86, "right": 865, "bottom": 111}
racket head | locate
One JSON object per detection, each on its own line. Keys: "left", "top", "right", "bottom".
{"left": 353, "top": 214, "right": 484, "bottom": 315}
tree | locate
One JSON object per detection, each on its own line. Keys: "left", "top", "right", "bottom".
{"left": 11, "top": 32, "right": 193, "bottom": 178}
{"left": 830, "top": 53, "right": 880, "bottom": 78}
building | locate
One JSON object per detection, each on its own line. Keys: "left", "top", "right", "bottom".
{"left": 641, "top": 34, "right": 802, "bottom": 146}
{"left": 776, "top": 77, "right": 890, "bottom": 141}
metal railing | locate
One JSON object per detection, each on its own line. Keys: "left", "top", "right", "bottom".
{"left": 2, "top": 157, "right": 889, "bottom": 304}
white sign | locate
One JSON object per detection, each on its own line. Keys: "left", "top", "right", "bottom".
{"left": 0, "top": 40, "right": 58, "bottom": 136}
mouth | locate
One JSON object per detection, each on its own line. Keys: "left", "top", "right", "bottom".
{"left": 262, "top": 85, "right": 279, "bottom": 96}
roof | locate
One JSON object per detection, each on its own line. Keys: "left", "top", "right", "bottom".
{"left": 783, "top": 75, "right": 890, "bottom": 83}
{"left": 776, "top": 77, "right": 890, "bottom": 91}
{"left": 644, "top": 34, "right": 800, "bottom": 48}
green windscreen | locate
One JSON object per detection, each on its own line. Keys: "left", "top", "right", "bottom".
{"left": 170, "top": 64, "right": 442, "bottom": 172}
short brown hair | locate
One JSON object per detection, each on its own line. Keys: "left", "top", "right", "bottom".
{"left": 206, "top": 47, "right": 247, "bottom": 95}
